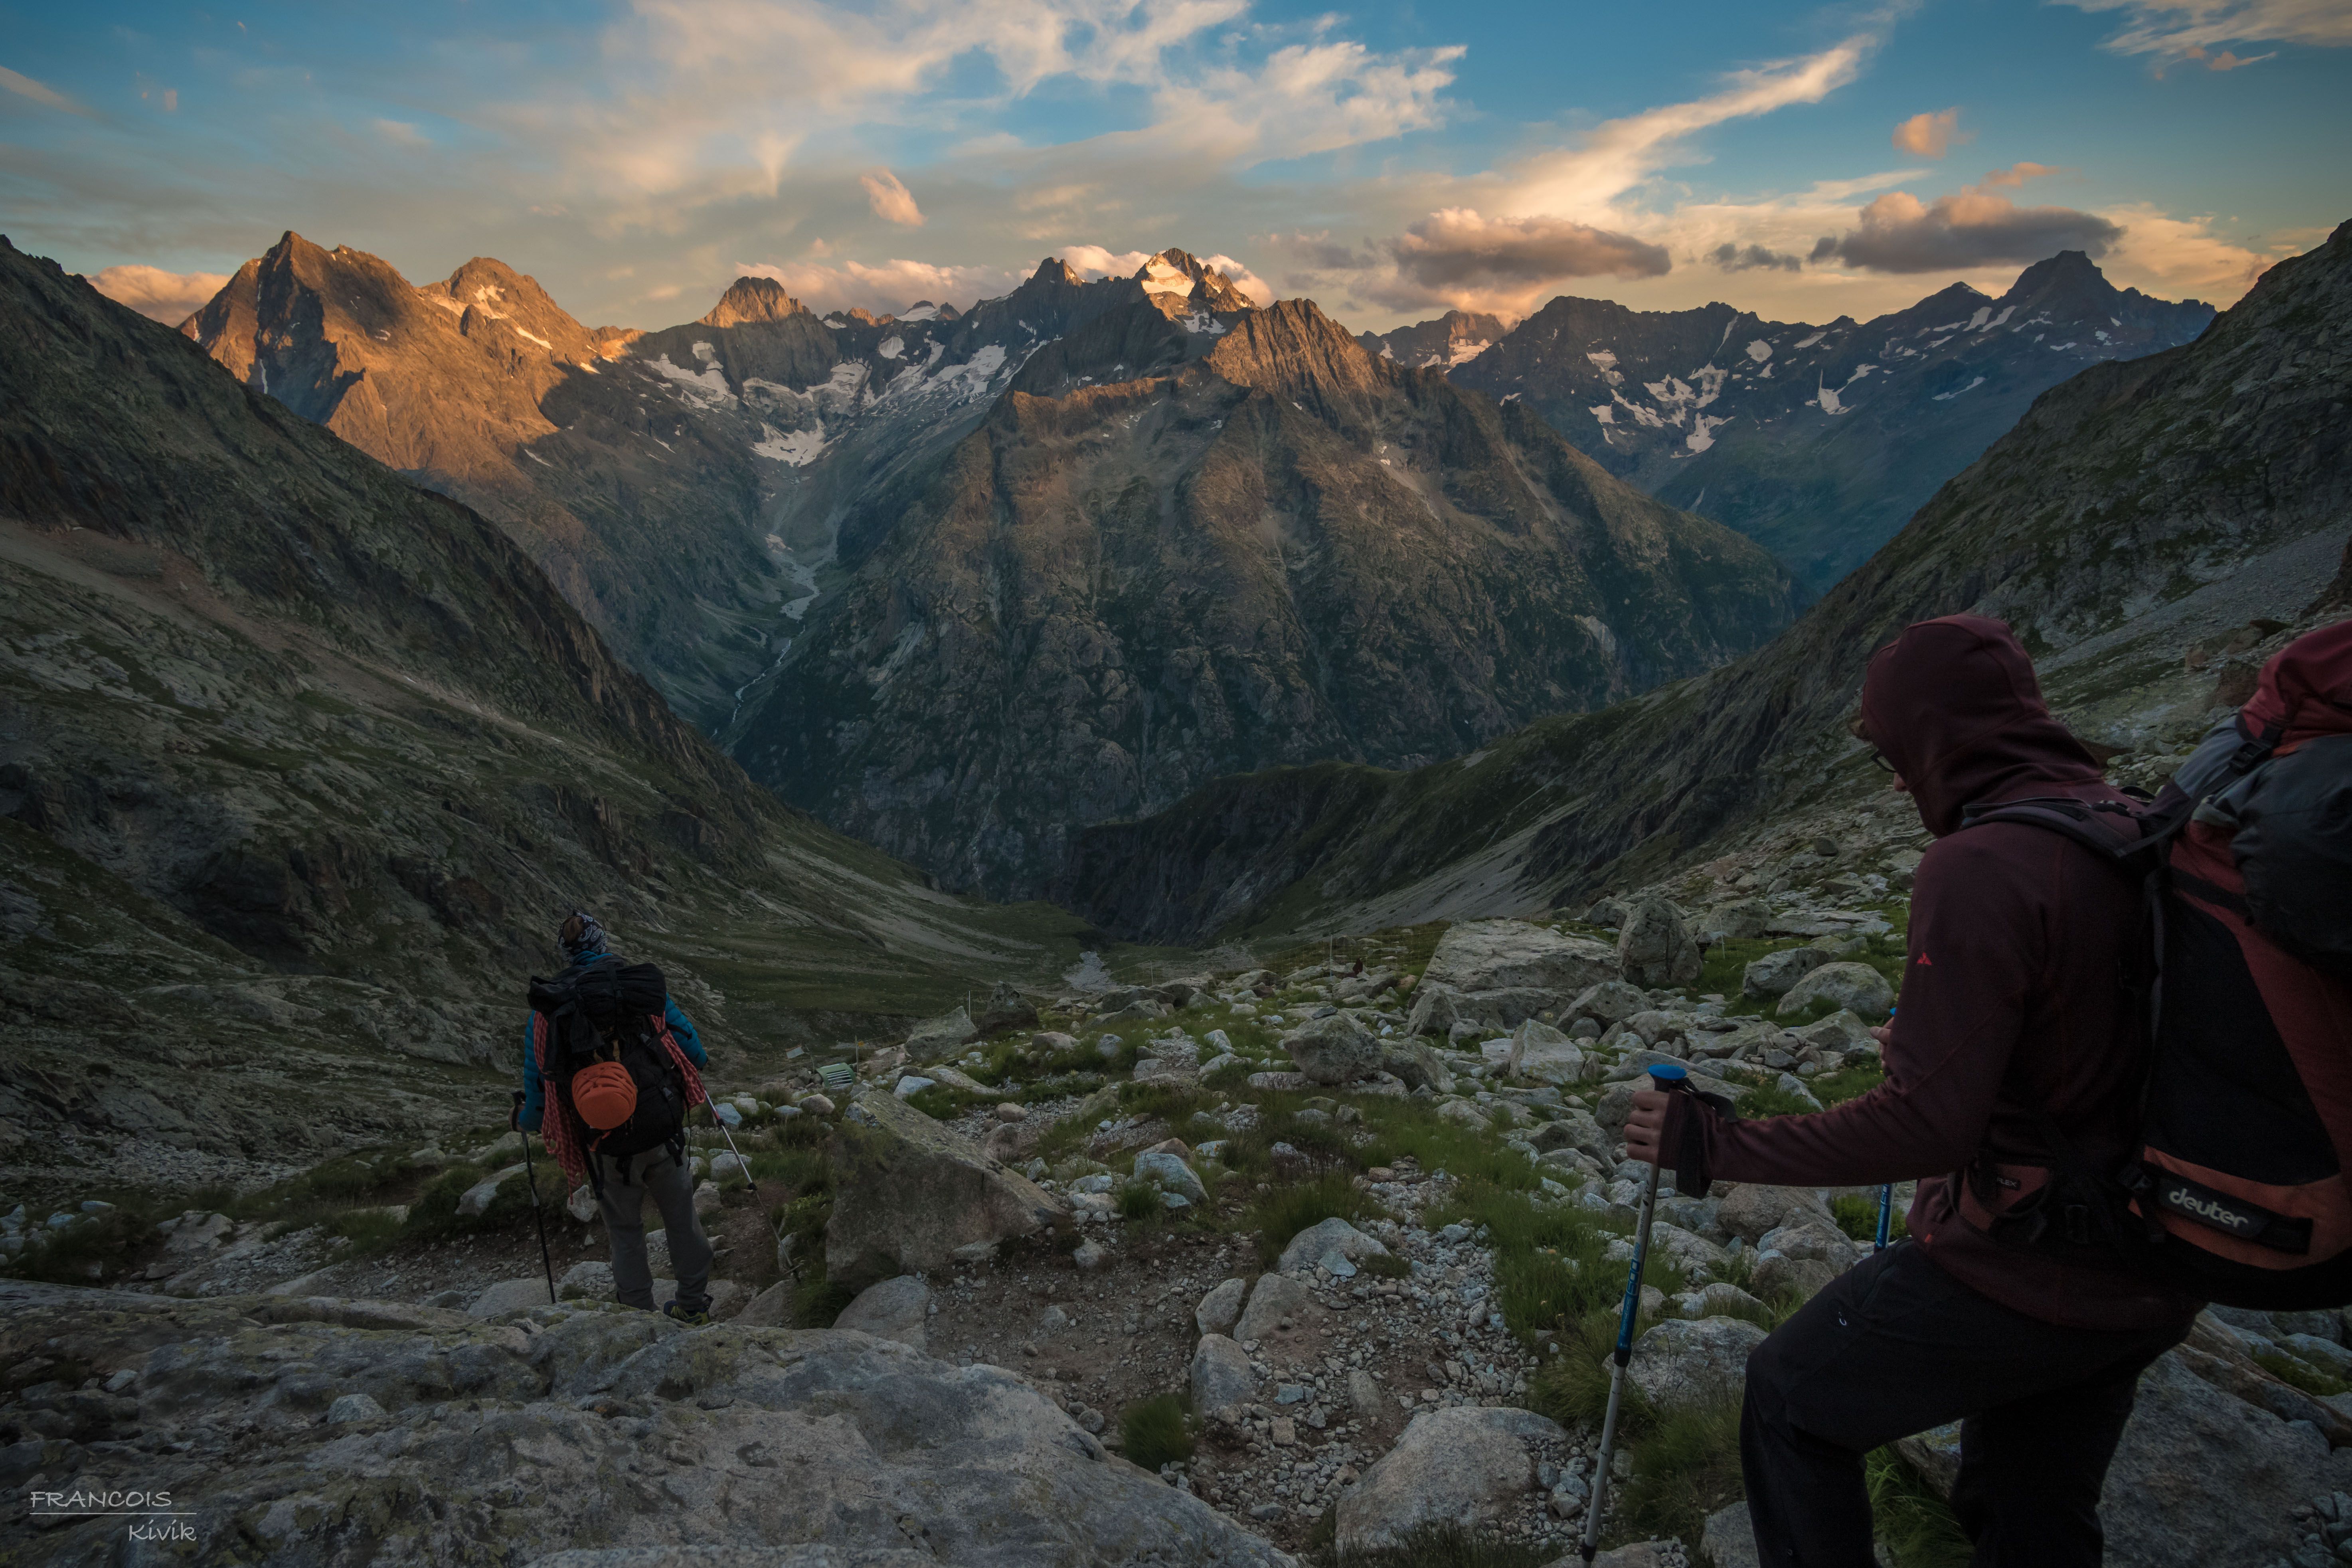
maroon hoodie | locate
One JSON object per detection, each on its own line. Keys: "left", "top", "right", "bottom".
{"left": 1665, "top": 615, "right": 2202, "bottom": 1332}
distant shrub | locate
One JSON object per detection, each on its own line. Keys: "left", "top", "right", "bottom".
{"left": 1119, "top": 1393, "right": 1194, "bottom": 1471}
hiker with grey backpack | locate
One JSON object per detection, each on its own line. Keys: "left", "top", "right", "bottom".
{"left": 515, "top": 911, "right": 719, "bottom": 1325}
{"left": 1627, "top": 615, "right": 2352, "bottom": 1566}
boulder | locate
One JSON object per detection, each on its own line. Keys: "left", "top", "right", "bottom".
{"left": 1795, "top": 1010, "right": 1876, "bottom": 1053}
{"left": 565, "top": 1183, "right": 597, "bottom": 1224}
{"left": 1425, "top": 921, "right": 1615, "bottom": 994}
{"left": 1132, "top": 1151, "right": 1208, "bottom": 1206}
{"left": 1756, "top": 1220, "right": 1863, "bottom": 1267}
{"left": 1902, "top": 1350, "right": 2340, "bottom": 1568}
{"left": 1189, "top": 1333, "right": 1257, "bottom": 1416}
{"left": 558, "top": 1261, "right": 615, "bottom": 1302}
{"left": 736, "top": 1282, "right": 791, "bottom": 1327}
{"left": 1506, "top": 1020, "right": 1587, "bottom": 1086}
{"left": 1700, "top": 1504, "right": 1762, "bottom": 1568}
{"left": 834, "top": 1275, "right": 930, "bottom": 1350}
{"left": 1378, "top": 1038, "right": 1455, "bottom": 1093}
{"left": 1751, "top": 1254, "right": 1842, "bottom": 1300}
{"left": 1334, "top": 1405, "right": 1563, "bottom": 1551}
{"left": 1617, "top": 896, "right": 1702, "bottom": 989}
{"left": 1405, "top": 983, "right": 1465, "bottom": 1038}
{"left": 1532, "top": 1111, "right": 1612, "bottom": 1166}
{"left": 1196, "top": 1278, "right": 1248, "bottom": 1337}
{"left": 905, "top": 1006, "right": 980, "bottom": 1059}
{"left": 1234, "top": 1272, "right": 1315, "bottom": 1347}
{"left": 1283, "top": 1013, "right": 1384, "bottom": 1085}
{"left": 468, "top": 1276, "right": 554, "bottom": 1317}
{"left": 1348, "top": 1367, "right": 1386, "bottom": 1420}
{"left": 826, "top": 1089, "right": 1071, "bottom": 1291}
{"left": 1716, "top": 1183, "right": 1836, "bottom": 1244}
{"left": 1700, "top": 900, "right": 1772, "bottom": 945}
{"left": 1740, "top": 947, "right": 1827, "bottom": 1000}
{"left": 0, "top": 1279, "right": 1285, "bottom": 1567}
{"left": 1625, "top": 1317, "right": 1768, "bottom": 1412}
{"left": 456, "top": 1165, "right": 524, "bottom": 1219}
{"left": 1777, "top": 962, "right": 1894, "bottom": 1021}
{"left": 972, "top": 982, "right": 1039, "bottom": 1036}
{"left": 1277, "top": 1218, "right": 1390, "bottom": 1275}
{"left": 1566, "top": 979, "right": 1650, "bottom": 1025}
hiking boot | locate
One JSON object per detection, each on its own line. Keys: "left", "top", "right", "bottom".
{"left": 662, "top": 1298, "right": 711, "bottom": 1327}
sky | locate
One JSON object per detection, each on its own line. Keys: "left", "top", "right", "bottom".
{"left": 7, "top": 0, "right": 2348, "bottom": 334}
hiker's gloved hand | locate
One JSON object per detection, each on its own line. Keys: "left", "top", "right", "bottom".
{"left": 1626, "top": 1090, "right": 1670, "bottom": 1167}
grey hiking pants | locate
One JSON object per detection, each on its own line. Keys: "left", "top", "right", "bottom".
{"left": 593, "top": 1145, "right": 713, "bottom": 1312}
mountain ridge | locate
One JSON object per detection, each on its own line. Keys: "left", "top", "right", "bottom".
{"left": 1362, "top": 253, "right": 2216, "bottom": 593}
{"left": 1064, "top": 220, "right": 2350, "bottom": 943}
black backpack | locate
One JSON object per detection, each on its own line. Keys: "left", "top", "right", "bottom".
{"left": 1959, "top": 727, "right": 2352, "bottom": 1307}
{"left": 529, "top": 957, "right": 687, "bottom": 1167}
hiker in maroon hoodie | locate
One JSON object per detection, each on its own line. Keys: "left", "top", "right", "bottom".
{"left": 1627, "top": 614, "right": 2202, "bottom": 1566}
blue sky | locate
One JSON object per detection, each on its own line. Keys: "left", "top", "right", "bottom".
{"left": 6, "top": 0, "right": 2346, "bottom": 332}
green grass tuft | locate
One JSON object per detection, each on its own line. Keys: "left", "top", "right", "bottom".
{"left": 1119, "top": 1393, "right": 1195, "bottom": 1471}
{"left": 1617, "top": 1399, "right": 1745, "bottom": 1545}
{"left": 1866, "top": 1448, "right": 1973, "bottom": 1567}
{"left": 1116, "top": 1180, "right": 1162, "bottom": 1221}
{"left": 1246, "top": 1171, "right": 1374, "bottom": 1264}
{"left": 1315, "top": 1520, "right": 1556, "bottom": 1568}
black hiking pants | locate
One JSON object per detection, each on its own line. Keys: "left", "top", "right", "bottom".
{"left": 1741, "top": 1241, "right": 2188, "bottom": 1567}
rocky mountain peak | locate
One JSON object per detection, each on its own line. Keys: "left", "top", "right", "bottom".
{"left": 1030, "top": 256, "right": 1086, "bottom": 287}
{"left": 1135, "top": 248, "right": 1257, "bottom": 317}
{"left": 700, "top": 274, "right": 808, "bottom": 328}
{"left": 1358, "top": 309, "right": 1511, "bottom": 369}
{"left": 1202, "top": 296, "right": 1388, "bottom": 411}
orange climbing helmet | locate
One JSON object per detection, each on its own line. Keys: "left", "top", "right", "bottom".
{"left": 570, "top": 1061, "right": 638, "bottom": 1131}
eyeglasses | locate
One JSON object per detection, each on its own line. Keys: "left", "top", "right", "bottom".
{"left": 1867, "top": 751, "right": 1897, "bottom": 774}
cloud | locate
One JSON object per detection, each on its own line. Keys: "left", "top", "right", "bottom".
{"left": 374, "top": 118, "right": 429, "bottom": 146}
{"left": 1059, "top": 245, "right": 1154, "bottom": 278}
{"left": 1202, "top": 251, "right": 1273, "bottom": 305}
{"left": 1710, "top": 241, "right": 1803, "bottom": 273}
{"left": 1816, "top": 167, "right": 2123, "bottom": 271}
{"left": 2056, "top": 0, "right": 2352, "bottom": 59}
{"left": 1978, "top": 160, "right": 2063, "bottom": 186}
{"left": 87, "top": 264, "right": 231, "bottom": 323}
{"left": 2185, "top": 45, "right": 2277, "bottom": 66}
{"left": 1393, "top": 209, "right": 1670, "bottom": 289}
{"left": 1508, "top": 36, "right": 1875, "bottom": 217}
{"left": 1138, "top": 39, "right": 1461, "bottom": 166}
{"left": 1891, "top": 107, "right": 1967, "bottom": 157}
{"left": 733, "top": 255, "right": 1026, "bottom": 314}
{"left": 860, "top": 169, "right": 924, "bottom": 226}
{"left": 0, "top": 64, "right": 89, "bottom": 115}
{"left": 2095, "top": 203, "right": 2282, "bottom": 297}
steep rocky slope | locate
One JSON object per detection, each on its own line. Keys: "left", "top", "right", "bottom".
{"left": 0, "top": 238, "right": 1094, "bottom": 1194}
{"left": 1393, "top": 253, "right": 2214, "bottom": 592}
{"left": 180, "top": 234, "right": 806, "bottom": 725}
{"left": 1358, "top": 308, "right": 1510, "bottom": 370}
{"left": 728, "top": 295, "right": 1796, "bottom": 902}
{"left": 1064, "top": 221, "right": 2350, "bottom": 943}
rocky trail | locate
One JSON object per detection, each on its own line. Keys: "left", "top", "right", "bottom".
{"left": 9, "top": 808, "right": 2352, "bottom": 1567}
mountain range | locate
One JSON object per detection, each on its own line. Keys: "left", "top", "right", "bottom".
{"left": 180, "top": 241, "right": 1799, "bottom": 901}
{"left": 1065, "top": 221, "right": 2351, "bottom": 943}
{"left": 0, "top": 237, "right": 1089, "bottom": 1185}
{"left": 1364, "top": 253, "right": 2215, "bottom": 593}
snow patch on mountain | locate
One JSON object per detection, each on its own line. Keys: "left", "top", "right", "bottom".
{"left": 755, "top": 424, "right": 828, "bottom": 466}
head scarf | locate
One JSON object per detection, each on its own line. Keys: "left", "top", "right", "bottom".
{"left": 559, "top": 910, "right": 608, "bottom": 963}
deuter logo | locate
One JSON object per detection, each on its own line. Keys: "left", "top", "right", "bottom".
{"left": 2166, "top": 1188, "right": 2247, "bottom": 1228}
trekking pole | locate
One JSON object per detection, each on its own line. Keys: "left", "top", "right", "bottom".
{"left": 1582, "top": 1063, "right": 1689, "bottom": 1563}
{"left": 1874, "top": 1009, "right": 1897, "bottom": 1253}
{"left": 701, "top": 1088, "right": 800, "bottom": 1281}
{"left": 511, "top": 1091, "right": 557, "bottom": 1305}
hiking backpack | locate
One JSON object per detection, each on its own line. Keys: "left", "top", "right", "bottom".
{"left": 528, "top": 957, "right": 688, "bottom": 1170}
{"left": 1959, "top": 696, "right": 2352, "bottom": 1308}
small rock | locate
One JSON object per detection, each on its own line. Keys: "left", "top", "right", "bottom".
{"left": 1073, "top": 1240, "right": 1108, "bottom": 1271}
{"left": 1776, "top": 961, "right": 1894, "bottom": 1022}
{"left": 799, "top": 1093, "right": 836, "bottom": 1116}
{"left": 1190, "top": 1333, "right": 1258, "bottom": 1416}
{"left": 1133, "top": 1151, "right": 1208, "bottom": 1205}
{"left": 995, "top": 1102, "right": 1028, "bottom": 1123}
{"left": 1277, "top": 1217, "right": 1390, "bottom": 1274}
{"left": 468, "top": 1276, "right": 553, "bottom": 1318}
{"left": 1197, "top": 1278, "right": 1248, "bottom": 1336}
{"left": 1741, "top": 947, "right": 1828, "bottom": 1000}
{"left": 326, "top": 1392, "right": 386, "bottom": 1424}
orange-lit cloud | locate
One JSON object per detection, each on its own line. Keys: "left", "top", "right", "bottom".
{"left": 87, "top": 264, "right": 231, "bottom": 323}
{"left": 860, "top": 169, "right": 924, "bottom": 226}
{"left": 1891, "top": 107, "right": 1967, "bottom": 157}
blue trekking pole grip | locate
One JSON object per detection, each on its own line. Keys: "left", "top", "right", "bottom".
{"left": 1581, "top": 1063, "right": 1689, "bottom": 1562}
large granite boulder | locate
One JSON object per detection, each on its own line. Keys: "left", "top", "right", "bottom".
{"left": 1277, "top": 1218, "right": 1390, "bottom": 1275}
{"left": 1741, "top": 947, "right": 1826, "bottom": 1000}
{"left": 1506, "top": 1020, "right": 1587, "bottom": 1086}
{"left": 1616, "top": 896, "right": 1702, "bottom": 989}
{"left": 1425, "top": 921, "right": 1619, "bottom": 993}
{"left": 1777, "top": 961, "right": 1894, "bottom": 1021}
{"left": 827, "top": 1090, "right": 1070, "bottom": 1290}
{"left": 1283, "top": 1013, "right": 1383, "bottom": 1085}
{"left": 0, "top": 1279, "right": 1287, "bottom": 1567}
{"left": 1625, "top": 1317, "right": 1768, "bottom": 1412}
{"left": 904, "top": 1006, "right": 980, "bottom": 1059}
{"left": 1334, "top": 1405, "right": 1562, "bottom": 1551}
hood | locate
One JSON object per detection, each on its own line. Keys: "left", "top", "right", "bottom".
{"left": 2241, "top": 618, "right": 2352, "bottom": 755}
{"left": 1859, "top": 614, "right": 2105, "bottom": 836}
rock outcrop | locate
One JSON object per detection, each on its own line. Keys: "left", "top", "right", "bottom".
{"left": 0, "top": 1281, "right": 1286, "bottom": 1567}
{"left": 826, "top": 1091, "right": 1070, "bottom": 1289}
